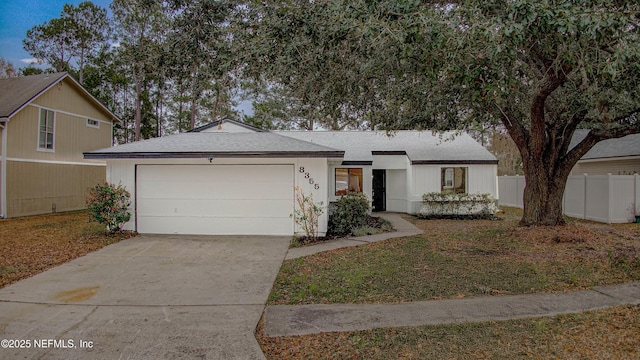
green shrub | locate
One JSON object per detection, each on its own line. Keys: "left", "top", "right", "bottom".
{"left": 86, "top": 182, "right": 131, "bottom": 233}
{"left": 328, "top": 192, "right": 370, "bottom": 236}
{"left": 418, "top": 192, "right": 497, "bottom": 219}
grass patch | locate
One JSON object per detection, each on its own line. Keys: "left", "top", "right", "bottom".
{"left": 0, "top": 210, "right": 135, "bottom": 288}
{"left": 269, "top": 207, "right": 640, "bottom": 305}
{"left": 258, "top": 305, "right": 640, "bottom": 359}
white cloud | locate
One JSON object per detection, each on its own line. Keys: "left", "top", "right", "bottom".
{"left": 20, "top": 58, "right": 43, "bottom": 65}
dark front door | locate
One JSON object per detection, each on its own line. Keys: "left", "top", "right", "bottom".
{"left": 372, "top": 169, "right": 386, "bottom": 212}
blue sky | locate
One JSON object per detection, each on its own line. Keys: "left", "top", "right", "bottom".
{"left": 0, "top": 0, "right": 254, "bottom": 115}
{"left": 0, "top": 0, "right": 112, "bottom": 68}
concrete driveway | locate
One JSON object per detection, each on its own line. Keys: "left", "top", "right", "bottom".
{"left": 0, "top": 235, "right": 290, "bottom": 359}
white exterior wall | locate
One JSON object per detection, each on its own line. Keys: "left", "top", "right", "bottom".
{"left": 106, "top": 157, "right": 329, "bottom": 235}
{"left": 468, "top": 164, "right": 499, "bottom": 197}
{"left": 323, "top": 159, "right": 498, "bottom": 215}
{"left": 409, "top": 164, "right": 498, "bottom": 214}
{"left": 386, "top": 169, "right": 408, "bottom": 212}
{"left": 372, "top": 155, "right": 409, "bottom": 170}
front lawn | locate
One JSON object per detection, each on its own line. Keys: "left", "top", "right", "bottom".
{"left": 258, "top": 305, "right": 640, "bottom": 359}
{"left": 0, "top": 211, "right": 134, "bottom": 288}
{"left": 268, "top": 207, "right": 640, "bottom": 305}
{"left": 260, "top": 207, "right": 640, "bottom": 358}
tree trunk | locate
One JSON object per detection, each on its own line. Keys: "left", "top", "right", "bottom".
{"left": 133, "top": 73, "right": 142, "bottom": 142}
{"left": 79, "top": 46, "right": 85, "bottom": 84}
{"left": 190, "top": 97, "right": 197, "bottom": 130}
{"left": 520, "top": 162, "right": 568, "bottom": 226}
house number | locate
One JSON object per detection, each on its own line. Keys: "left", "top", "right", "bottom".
{"left": 298, "top": 166, "right": 320, "bottom": 190}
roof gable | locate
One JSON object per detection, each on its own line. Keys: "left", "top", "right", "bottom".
{"left": 190, "top": 119, "right": 264, "bottom": 133}
{"left": 0, "top": 72, "right": 119, "bottom": 122}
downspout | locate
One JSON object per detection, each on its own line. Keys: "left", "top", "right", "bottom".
{"left": 0, "top": 117, "right": 7, "bottom": 218}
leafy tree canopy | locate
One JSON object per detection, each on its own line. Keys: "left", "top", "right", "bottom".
{"left": 243, "top": 0, "right": 640, "bottom": 225}
{"left": 23, "top": 1, "right": 110, "bottom": 83}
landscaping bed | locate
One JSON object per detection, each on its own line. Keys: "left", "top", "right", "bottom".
{"left": 291, "top": 215, "right": 394, "bottom": 248}
{"left": 0, "top": 211, "right": 135, "bottom": 288}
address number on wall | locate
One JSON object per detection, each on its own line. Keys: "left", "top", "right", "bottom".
{"left": 299, "top": 166, "right": 320, "bottom": 190}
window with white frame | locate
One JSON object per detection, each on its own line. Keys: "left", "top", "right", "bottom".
{"left": 87, "top": 118, "right": 99, "bottom": 128}
{"left": 441, "top": 167, "right": 467, "bottom": 193}
{"left": 38, "top": 109, "right": 55, "bottom": 150}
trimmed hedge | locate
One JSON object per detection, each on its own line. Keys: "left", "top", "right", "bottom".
{"left": 418, "top": 192, "right": 497, "bottom": 219}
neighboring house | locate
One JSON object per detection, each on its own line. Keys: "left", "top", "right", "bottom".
{"left": 0, "top": 72, "right": 118, "bottom": 218}
{"left": 570, "top": 129, "right": 640, "bottom": 175}
{"left": 85, "top": 119, "right": 498, "bottom": 236}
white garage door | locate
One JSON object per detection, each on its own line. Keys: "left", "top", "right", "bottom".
{"left": 136, "top": 164, "right": 294, "bottom": 235}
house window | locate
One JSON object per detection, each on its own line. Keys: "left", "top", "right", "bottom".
{"left": 87, "top": 119, "right": 99, "bottom": 128}
{"left": 335, "top": 168, "right": 363, "bottom": 196}
{"left": 441, "top": 167, "right": 467, "bottom": 193}
{"left": 38, "top": 109, "right": 55, "bottom": 150}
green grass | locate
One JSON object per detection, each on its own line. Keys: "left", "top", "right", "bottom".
{"left": 268, "top": 208, "right": 640, "bottom": 305}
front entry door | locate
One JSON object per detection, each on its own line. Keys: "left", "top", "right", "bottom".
{"left": 372, "top": 169, "right": 386, "bottom": 212}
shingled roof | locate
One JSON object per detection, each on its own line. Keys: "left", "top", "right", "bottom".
{"left": 570, "top": 129, "right": 640, "bottom": 160}
{"left": 277, "top": 131, "right": 498, "bottom": 165}
{"left": 84, "top": 132, "right": 344, "bottom": 159}
{"left": 0, "top": 72, "right": 67, "bottom": 119}
{"left": 0, "top": 72, "right": 118, "bottom": 121}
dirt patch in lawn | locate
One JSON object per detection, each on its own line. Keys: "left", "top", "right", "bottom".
{"left": 0, "top": 211, "right": 135, "bottom": 288}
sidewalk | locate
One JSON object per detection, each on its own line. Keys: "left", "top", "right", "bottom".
{"left": 267, "top": 214, "right": 640, "bottom": 338}
{"left": 285, "top": 212, "right": 423, "bottom": 260}
{"left": 264, "top": 282, "right": 640, "bottom": 336}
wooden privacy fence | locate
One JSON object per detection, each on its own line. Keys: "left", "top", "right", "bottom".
{"left": 498, "top": 174, "right": 640, "bottom": 224}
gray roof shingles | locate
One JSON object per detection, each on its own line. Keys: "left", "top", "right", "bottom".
{"left": 0, "top": 72, "right": 67, "bottom": 118}
{"left": 84, "top": 132, "right": 345, "bottom": 159}
{"left": 570, "top": 129, "right": 640, "bottom": 160}
{"left": 277, "top": 131, "right": 498, "bottom": 164}
{"left": 85, "top": 130, "right": 498, "bottom": 163}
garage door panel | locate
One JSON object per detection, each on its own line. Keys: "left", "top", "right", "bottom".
{"left": 137, "top": 199, "right": 293, "bottom": 218}
{"left": 137, "top": 181, "right": 293, "bottom": 200}
{"left": 138, "top": 216, "right": 294, "bottom": 236}
{"left": 138, "top": 165, "right": 292, "bottom": 183}
{"left": 136, "top": 164, "right": 294, "bottom": 235}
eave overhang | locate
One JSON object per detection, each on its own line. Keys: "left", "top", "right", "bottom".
{"left": 84, "top": 150, "right": 345, "bottom": 160}
{"left": 411, "top": 159, "right": 499, "bottom": 165}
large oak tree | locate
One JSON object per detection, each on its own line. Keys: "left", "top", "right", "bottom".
{"left": 243, "top": 0, "right": 640, "bottom": 226}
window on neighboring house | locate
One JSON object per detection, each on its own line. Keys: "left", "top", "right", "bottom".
{"left": 38, "top": 109, "right": 55, "bottom": 150}
{"left": 87, "top": 119, "right": 99, "bottom": 128}
{"left": 441, "top": 167, "right": 467, "bottom": 193}
{"left": 335, "top": 168, "right": 363, "bottom": 196}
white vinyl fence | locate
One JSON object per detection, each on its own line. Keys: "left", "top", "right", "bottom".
{"left": 498, "top": 174, "right": 640, "bottom": 224}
